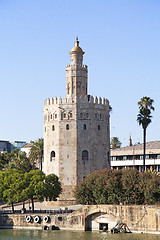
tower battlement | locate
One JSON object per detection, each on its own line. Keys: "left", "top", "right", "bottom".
{"left": 44, "top": 95, "right": 109, "bottom": 108}
{"left": 66, "top": 64, "right": 87, "bottom": 69}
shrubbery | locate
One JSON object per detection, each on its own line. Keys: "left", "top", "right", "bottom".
{"left": 74, "top": 169, "right": 160, "bottom": 205}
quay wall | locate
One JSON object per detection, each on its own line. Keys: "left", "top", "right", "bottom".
{"left": 1, "top": 205, "right": 160, "bottom": 233}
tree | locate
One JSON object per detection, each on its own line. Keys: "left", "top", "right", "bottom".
{"left": 111, "top": 137, "right": 121, "bottom": 149}
{"left": 137, "top": 96, "right": 155, "bottom": 172}
{"left": 29, "top": 138, "right": 44, "bottom": 171}
{"left": 0, "top": 169, "right": 25, "bottom": 213}
{"left": 6, "top": 150, "right": 32, "bottom": 172}
{"left": 0, "top": 153, "right": 10, "bottom": 170}
{"left": 22, "top": 170, "right": 45, "bottom": 213}
{"left": 22, "top": 170, "right": 62, "bottom": 212}
{"left": 44, "top": 174, "right": 62, "bottom": 201}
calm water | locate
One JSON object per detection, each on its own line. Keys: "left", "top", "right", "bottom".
{"left": 0, "top": 230, "right": 160, "bottom": 240}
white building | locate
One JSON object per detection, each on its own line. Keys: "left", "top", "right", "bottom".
{"left": 21, "top": 142, "right": 34, "bottom": 157}
{"left": 111, "top": 141, "right": 160, "bottom": 172}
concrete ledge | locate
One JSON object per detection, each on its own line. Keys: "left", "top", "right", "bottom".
{"left": 1, "top": 205, "right": 160, "bottom": 233}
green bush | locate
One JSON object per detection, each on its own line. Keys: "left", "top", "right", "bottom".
{"left": 74, "top": 168, "right": 160, "bottom": 205}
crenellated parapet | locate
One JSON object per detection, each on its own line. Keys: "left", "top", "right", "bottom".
{"left": 44, "top": 96, "right": 77, "bottom": 106}
{"left": 44, "top": 95, "right": 109, "bottom": 109}
{"left": 66, "top": 64, "right": 87, "bottom": 69}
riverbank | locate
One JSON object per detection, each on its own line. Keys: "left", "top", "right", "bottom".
{"left": 1, "top": 204, "right": 160, "bottom": 233}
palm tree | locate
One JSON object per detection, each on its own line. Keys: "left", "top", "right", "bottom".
{"left": 137, "top": 96, "right": 154, "bottom": 172}
{"left": 29, "top": 138, "right": 44, "bottom": 171}
{"left": 5, "top": 150, "right": 31, "bottom": 172}
{"left": 111, "top": 137, "right": 121, "bottom": 149}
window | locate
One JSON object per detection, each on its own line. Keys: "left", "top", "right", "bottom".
{"left": 70, "top": 113, "right": 72, "bottom": 118}
{"left": 99, "top": 114, "right": 102, "bottom": 119}
{"left": 83, "top": 124, "right": 86, "bottom": 130}
{"left": 98, "top": 125, "right": 100, "bottom": 130}
{"left": 52, "top": 125, "right": 55, "bottom": 131}
{"left": 66, "top": 124, "right": 69, "bottom": 130}
{"left": 127, "top": 155, "right": 133, "bottom": 160}
{"left": 86, "top": 113, "right": 88, "bottom": 118}
{"left": 95, "top": 114, "right": 97, "bottom": 118}
{"left": 50, "top": 114, "right": 52, "bottom": 119}
{"left": 55, "top": 114, "right": 57, "bottom": 119}
{"left": 50, "top": 151, "right": 55, "bottom": 161}
{"left": 64, "top": 113, "right": 66, "bottom": 118}
{"left": 82, "top": 150, "right": 88, "bottom": 160}
{"left": 80, "top": 113, "right": 83, "bottom": 118}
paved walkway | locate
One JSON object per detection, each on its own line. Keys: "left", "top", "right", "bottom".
{"left": 0, "top": 201, "right": 81, "bottom": 211}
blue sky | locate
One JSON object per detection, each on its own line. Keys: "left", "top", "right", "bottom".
{"left": 0, "top": 0, "right": 160, "bottom": 146}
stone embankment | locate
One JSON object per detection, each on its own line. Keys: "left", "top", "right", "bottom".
{"left": 1, "top": 205, "right": 160, "bottom": 233}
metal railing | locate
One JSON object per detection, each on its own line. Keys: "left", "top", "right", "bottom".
{"left": 0, "top": 209, "right": 74, "bottom": 214}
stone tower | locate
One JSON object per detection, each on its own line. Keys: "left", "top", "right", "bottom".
{"left": 43, "top": 39, "right": 110, "bottom": 201}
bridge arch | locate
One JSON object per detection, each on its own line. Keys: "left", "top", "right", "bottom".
{"left": 85, "top": 211, "right": 117, "bottom": 231}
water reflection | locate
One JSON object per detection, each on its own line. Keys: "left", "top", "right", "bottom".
{"left": 0, "top": 229, "right": 160, "bottom": 240}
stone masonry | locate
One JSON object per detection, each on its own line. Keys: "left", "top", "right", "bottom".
{"left": 43, "top": 39, "right": 110, "bottom": 200}
{"left": 1, "top": 205, "right": 160, "bottom": 233}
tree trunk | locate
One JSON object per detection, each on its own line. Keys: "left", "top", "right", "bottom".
{"left": 143, "top": 127, "right": 146, "bottom": 172}
{"left": 31, "top": 197, "right": 34, "bottom": 213}
{"left": 11, "top": 202, "right": 15, "bottom": 213}
{"left": 40, "top": 157, "right": 42, "bottom": 171}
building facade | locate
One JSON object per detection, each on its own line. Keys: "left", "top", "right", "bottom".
{"left": 43, "top": 39, "right": 110, "bottom": 200}
{"left": 0, "top": 140, "right": 11, "bottom": 153}
{"left": 0, "top": 140, "right": 26, "bottom": 153}
{"left": 21, "top": 142, "right": 34, "bottom": 157}
{"left": 111, "top": 141, "right": 160, "bottom": 172}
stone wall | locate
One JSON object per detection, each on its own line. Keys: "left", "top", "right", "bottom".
{"left": 1, "top": 205, "right": 160, "bottom": 233}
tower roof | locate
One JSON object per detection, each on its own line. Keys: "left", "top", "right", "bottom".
{"left": 70, "top": 38, "right": 84, "bottom": 54}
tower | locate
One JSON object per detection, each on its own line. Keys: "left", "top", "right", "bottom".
{"left": 66, "top": 38, "right": 87, "bottom": 97}
{"left": 43, "top": 39, "right": 110, "bottom": 201}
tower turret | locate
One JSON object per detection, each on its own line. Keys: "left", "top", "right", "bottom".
{"left": 128, "top": 135, "right": 133, "bottom": 146}
{"left": 66, "top": 38, "right": 88, "bottom": 97}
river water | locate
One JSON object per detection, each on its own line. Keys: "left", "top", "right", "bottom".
{"left": 0, "top": 229, "right": 160, "bottom": 240}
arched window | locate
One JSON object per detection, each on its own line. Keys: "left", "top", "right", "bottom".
{"left": 98, "top": 125, "right": 100, "bottom": 130}
{"left": 50, "top": 151, "right": 55, "bottom": 162}
{"left": 66, "top": 124, "right": 69, "bottom": 130}
{"left": 50, "top": 114, "right": 52, "bottom": 119}
{"left": 52, "top": 125, "right": 55, "bottom": 131}
{"left": 64, "top": 113, "right": 66, "bottom": 118}
{"left": 83, "top": 124, "right": 86, "bottom": 130}
{"left": 82, "top": 150, "right": 88, "bottom": 160}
